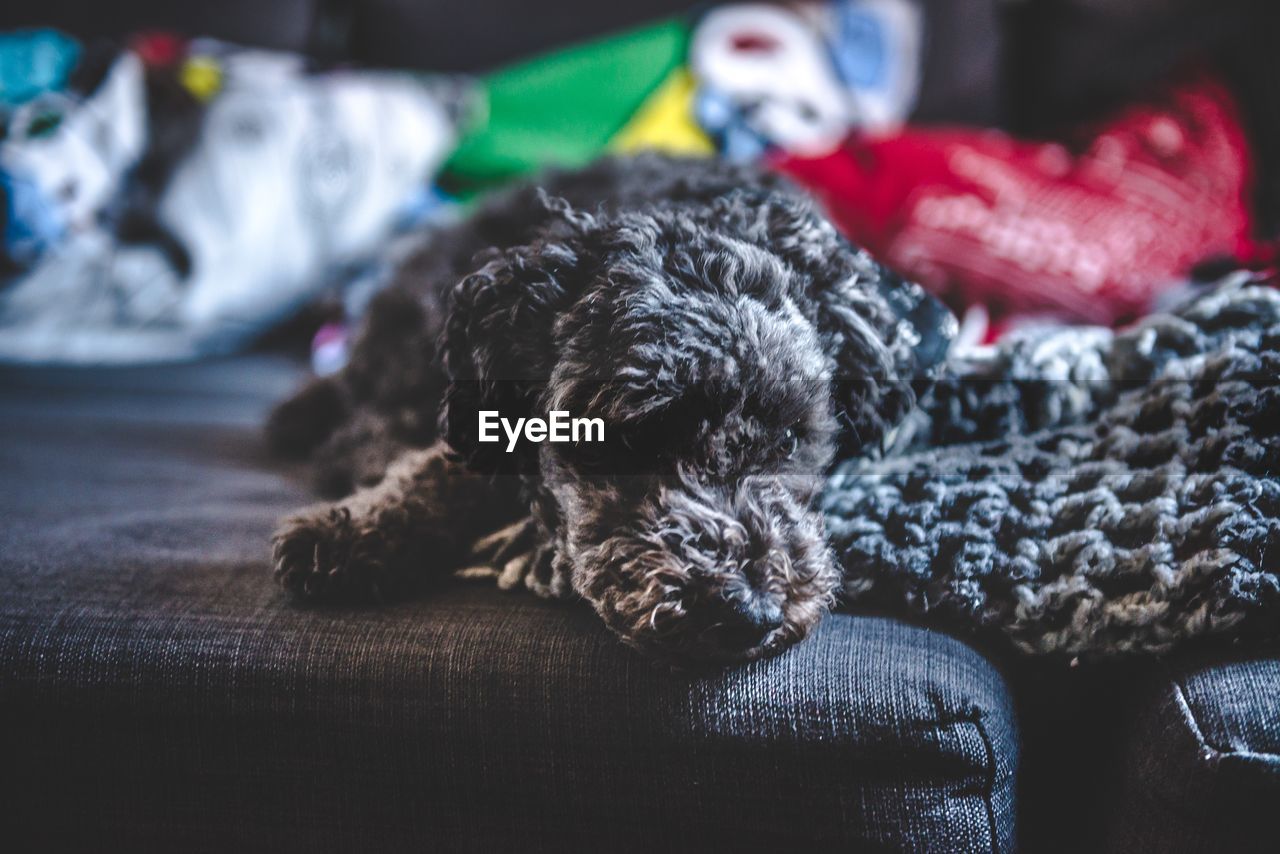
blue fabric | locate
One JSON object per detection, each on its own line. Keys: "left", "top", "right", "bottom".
{"left": 0, "top": 28, "right": 78, "bottom": 106}
{"left": 1, "top": 167, "right": 66, "bottom": 266}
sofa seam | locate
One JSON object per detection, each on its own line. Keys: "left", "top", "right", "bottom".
{"left": 967, "top": 714, "right": 1004, "bottom": 854}
{"left": 1170, "top": 673, "right": 1280, "bottom": 763}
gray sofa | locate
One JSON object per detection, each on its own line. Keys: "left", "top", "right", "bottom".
{"left": 1, "top": 354, "right": 1276, "bottom": 851}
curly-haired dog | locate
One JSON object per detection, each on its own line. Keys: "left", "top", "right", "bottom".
{"left": 270, "top": 155, "right": 954, "bottom": 665}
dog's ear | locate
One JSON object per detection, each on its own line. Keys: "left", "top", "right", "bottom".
{"left": 822, "top": 262, "right": 956, "bottom": 457}
{"left": 439, "top": 197, "right": 598, "bottom": 472}
{"left": 725, "top": 190, "right": 956, "bottom": 456}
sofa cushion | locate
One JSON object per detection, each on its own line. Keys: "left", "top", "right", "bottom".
{"left": 0, "top": 354, "right": 1018, "bottom": 852}
{"left": 346, "top": 0, "right": 696, "bottom": 71}
{"left": 1104, "top": 652, "right": 1280, "bottom": 854}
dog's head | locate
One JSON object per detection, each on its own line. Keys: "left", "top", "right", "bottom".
{"left": 442, "top": 188, "right": 953, "bottom": 664}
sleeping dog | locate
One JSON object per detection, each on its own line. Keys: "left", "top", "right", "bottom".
{"left": 268, "top": 155, "right": 954, "bottom": 665}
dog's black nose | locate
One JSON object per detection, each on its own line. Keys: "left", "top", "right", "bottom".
{"left": 710, "top": 596, "right": 784, "bottom": 650}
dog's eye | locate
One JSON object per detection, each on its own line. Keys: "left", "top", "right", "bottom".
{"left": 780, "top": 427, "right": 800, "bottom": 459}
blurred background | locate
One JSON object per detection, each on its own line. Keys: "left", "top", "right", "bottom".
{"left": 0, "top": 0, "right": 1275, "bottom": 369}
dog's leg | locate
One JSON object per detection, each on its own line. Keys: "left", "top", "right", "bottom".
{"left": 272, "top": 441, "right": 524, "bottom": 602}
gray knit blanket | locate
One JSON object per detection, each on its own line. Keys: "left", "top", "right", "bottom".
{"left": 822, "top": 273, "right": 1280, "bottom": 656}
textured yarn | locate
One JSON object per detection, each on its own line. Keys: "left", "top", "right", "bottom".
{"left": 823, "top": 273, "right": 1280, "bottom": 656}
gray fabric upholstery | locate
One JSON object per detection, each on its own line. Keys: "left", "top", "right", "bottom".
{"left": 0, "top": 0, "right": 318, "bottom": 51}
{"left": 1104, "top": 654, "right": 1280, "bottom": 854}
{"left": 0, "top": 354, "right": 1017, "bottom": 852}
{"left": 346, "top": 0, "right": 697, "bottom": 71}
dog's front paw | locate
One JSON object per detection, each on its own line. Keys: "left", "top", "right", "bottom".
{"left": 271, "top": 505, "right": 403, "bottom": 602}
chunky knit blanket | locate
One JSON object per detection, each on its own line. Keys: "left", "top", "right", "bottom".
{"left": 822, "top": 273, "right": 1280, "bottom": 656}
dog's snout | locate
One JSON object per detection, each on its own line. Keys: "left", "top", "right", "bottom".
{"left": 581, "top": 473, "right": 837, "bottom": 663}
{"left": 708, "top": 594, "right": 784, "bottom": 650}
{"left": 734, "top": 596, "right": 785, "bottom": 632}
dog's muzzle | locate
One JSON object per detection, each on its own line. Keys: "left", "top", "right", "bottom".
{"left": 569, "top": 471, "right": 839, "bottom": 665}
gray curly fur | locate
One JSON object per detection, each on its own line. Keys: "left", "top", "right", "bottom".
{"left": 824, "top": 273, "right": 1280, "bottom": 656}
{"left": 270, "top": 153, "right": 1278, "bottom": 665}
{"left": 270, "top": 155, "right": 952, "bottom": 666}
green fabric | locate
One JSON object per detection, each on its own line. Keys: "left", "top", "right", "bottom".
{"left": 441, "top": 18, "right": 688, "bottom": 197}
